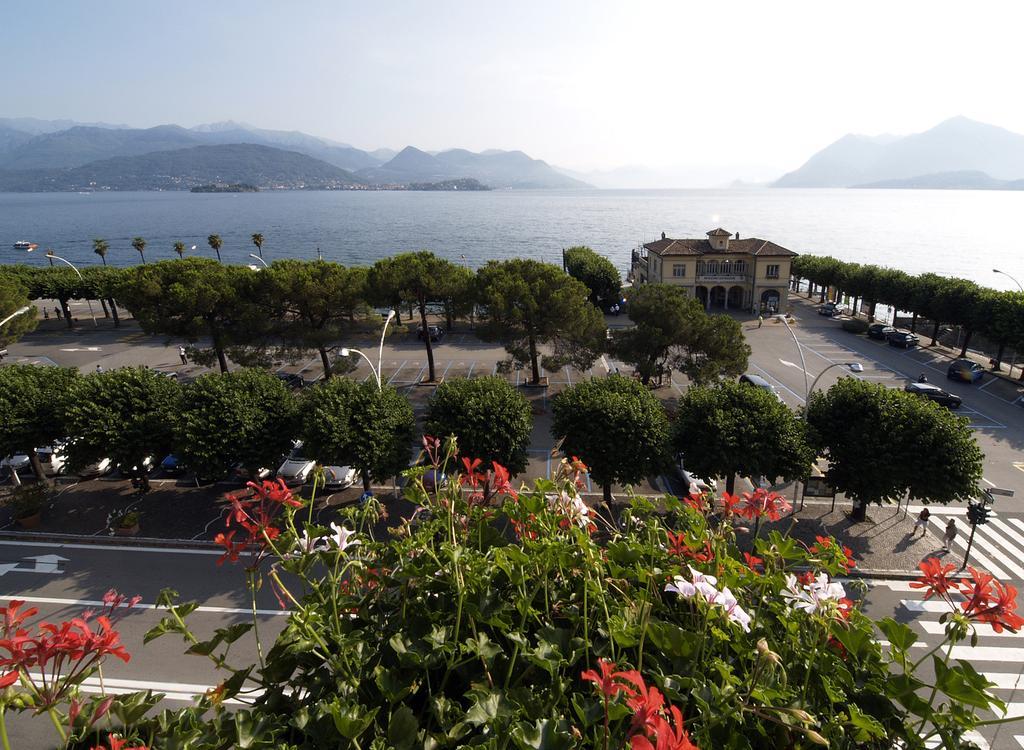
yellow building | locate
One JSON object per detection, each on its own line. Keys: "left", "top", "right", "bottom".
{"left": 629, "top": 228, "right": 796, "bottom": 313}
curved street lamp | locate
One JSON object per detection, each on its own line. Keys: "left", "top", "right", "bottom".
{"left": 339, "top": 309, "right": 396, "bottom": 391}
{"left": 993, "top": 268, "right": 1024, "bottom": 293}
{"left": 25, "top": 249, "right": 97, "bottom": 327}
{"left": 0, "top": 305, "right": 31, "bottom": 329}
{"left": 805, "top": 362, "right": 864, "bottom": 417}
{"left": 772, "top": 314, "right": 809, "bottom": 400}
{"left": 248, "top": 253, "right": 269, "bottom": 269}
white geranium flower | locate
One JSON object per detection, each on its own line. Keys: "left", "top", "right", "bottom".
{"left": 328, "top": 522, "right": 359, "bottom": 552}
{"left": 665, "top": 576, "right": 698, "bottom": 598}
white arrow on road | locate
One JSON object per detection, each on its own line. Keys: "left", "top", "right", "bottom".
{"left": 778, "top": 359, "right": 806, "bottom": 372}
{"left": 58, "top": 347, "right": 101, "bottom": 352}
{"left": 0, "top": 554, "right": 68, "bottom": 576}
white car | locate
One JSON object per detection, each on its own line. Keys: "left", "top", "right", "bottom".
{"left": 277, "top": 456, "right": 316, "bottom": 486}
{"left": 36, "top": 446, "right": 67, "bottom": 476}
{"left": 321, "top": 465, "right": 357, "bottom": 491}
{"left": 79, "top": 458, "right": 113, "bottom": 478}
{"left": 682, "top": 469, "right": 717, "bottom": 496}
{"left": 1, "top": 454, "right": 31, "bottom": 477}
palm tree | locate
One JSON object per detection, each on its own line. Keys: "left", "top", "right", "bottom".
{"left": 251, "top": 233, "right": 264, "bottom": 259}
{"left": 92, "top": 238, "right": 109, "bottom": 266}
{"left": 207, "top": 234, "right": 223, "bottom": 263}
{"left": 173, "top": 241, "right": 186, "bottom": 259}
{"left": 131, "top": 237, "right": 147, "bottom": 264}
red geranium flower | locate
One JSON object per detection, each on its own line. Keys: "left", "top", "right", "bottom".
{"left": 909, "top": 557, "right": 957, "bottom": 601}
{"left": 737, "top": 489, "right": 791, "bottom": 522}
{"left": 632, "top": 705, "right": 700, "bottom": 750}
{"left": 959, "top": 567, "right": 1024, "bottom": 633}
{"left": 581, "top": 658, "right": 638, "bottom": 700}
{"left": 742, "top": 552, "right": 763, "bottom": 574}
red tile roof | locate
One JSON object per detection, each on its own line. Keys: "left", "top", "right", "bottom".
{"left": 643, "top": 235, "right": 796, "bottom": 258}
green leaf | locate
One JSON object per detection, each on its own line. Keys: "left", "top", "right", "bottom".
{"left": 846, "top": 702, "right": 887, "bottom": 741}
{"left": 511, "top": 719, "right": 574, "bottom": 750}
{"left": 388, "top": 705, "right": 419, "bottom": 750}
{"left": 465, "top": 690, "right": 510, "bottom": 727}
{"left": 645, "top": 619, "right": 698, "bottom": 658}
{"left": 466, "top": 632, "right": 502, "bottom": 661}
{"left": 327, "top": 700, "right": 379, "bottom": 740}
{"left": 877, "top": 617, "right": 918, "bottom": 655}
{"left": 935, "top": 657, "right": 1007, "bottom": 712}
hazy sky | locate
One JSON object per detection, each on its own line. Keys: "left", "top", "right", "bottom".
{"left": 5, "top": 1, "right": 1024, "bottom": 180}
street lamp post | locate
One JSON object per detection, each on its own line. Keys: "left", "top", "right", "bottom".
{"left": 0, "top": 305, "right": 31, "bottom": 329}
{"left": 26, "top": 249, "right": 97, "bottom": 327}
{"left": 248, "top": 253, "right": 269, "bottom": 269}
{"left": 772, "top": 314, "right": 809, "bottom": 400}
{"left": 993, "top": 268, "right": 1024, "bottom": 292}
{"left": 804, "top": 362, "right": 864, "bottom": 409}
{"left": 340, "top": 310, "right": 396, "bottom": 391}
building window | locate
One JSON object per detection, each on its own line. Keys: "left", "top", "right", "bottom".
{"left": 733, "top": 261, "right": 747, "bottom": 274}
{"left": 765, "top": 264, "right": 780, "bottom": 279}
{"left": 672, "top": 264, "right": 685, "bottom": 278}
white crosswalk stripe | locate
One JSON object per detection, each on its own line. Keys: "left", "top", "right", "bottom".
{"left": 925, "top": 514, "right": 1024, "bottom": 581}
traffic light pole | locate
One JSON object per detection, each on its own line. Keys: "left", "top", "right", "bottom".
{"left": 962, "top": 487, "right": 1014, "bottom": 570}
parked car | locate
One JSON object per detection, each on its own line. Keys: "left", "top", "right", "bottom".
{"left": 160, "top": 454, "right": 186, "bottom": 476}
{"left": 275, "top": 372, "right": 307, "bottom": 390}
{"left": 904, "top": 381, "right": 962, "bottom": 409}
{"left": 321, "top": 465, "right": 357, "bottom": 491}
{"left": 422, "top": 468, "right": 448, "bottom": 492}
{"left": 867, "top": 323, "right": 896, "bottom": 340}
{"left": 817, "top": 301, "right": 846, "bottom": 317}
{"left": 277, "top": 458, "right": 315, "bottom": 486}
{"left": 78, "top": 458, "right": 113, "bottom": 478}
{"left": 116, "top": 456, "right": 154, "bottom": 477}
{"left": 886, "top": 330, "right": 919, "bottom": 348}
{"left": 231, "top": 463, "right": 273, "bottom": 483}
{"left": 947, "top": 358, "right": 985, "bottom": 383}
{"left": 1, "top": 454, "right": 31, "bottom": 478}
{"left": 36, "top": 446, "right": 67, "bottom": 476}
{"left": 739, "top": 373, "right": 784, "bottom": 402}
{"left": 417, "top": 325, "right": 445, "bottom": 342}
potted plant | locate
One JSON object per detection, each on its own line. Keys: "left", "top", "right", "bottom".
{"left": 107, "top": 508, "right": 141, "bottom": 536}
{"left": 6, "top": 483, "right": 48, "bottom": 529}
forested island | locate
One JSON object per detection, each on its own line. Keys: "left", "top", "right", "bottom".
{"left": 190, "top": 183, "right": 258, "bottom": 193}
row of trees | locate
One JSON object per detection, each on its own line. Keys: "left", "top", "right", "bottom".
{"left": 90, "top": 233, "right": 268, "bottom": 265}
{"left": 1, "top": 252, "right": 750, "bottom": 388}
{"left": 792, "top": 255, "right": 1024, "bottom": 373}
{"left": 0, "top": 363, "right": 982, "bottom": 522}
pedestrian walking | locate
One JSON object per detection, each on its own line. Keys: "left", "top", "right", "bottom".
{"left": 913, "top": 507, "right": 930, "bottom": 536}
{"left": 942, "top": 518, "right": 957, "bottom": 550}
{"left": 54, "top": 306, "right": 62, "bottom": 320}
{"left": 95, "top": 364, "right": 103, "bottom": 374}
{"left": 757, "top": 314, "right": 763, "bottom": 329}
{"left": 43, "top": 309, "right": 49, "bottom": 320}
{"left": 178, "top": 345, "right": 188, "bottom": 365}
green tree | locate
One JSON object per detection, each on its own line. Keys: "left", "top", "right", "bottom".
{"left": 207, "top": 234, "right": 223, "bottom": 263}
{"left": 551, "top": 375, "right": 670, "bottom": 505}
{"left": 81, "top": 266, "right": 124, "bottom": 328}
{"left": 173, "top": 241, "right": 186, "bottom": 260}
{"left": 131, "top": 237, "right": 147, "bottom": 265}
{"left": 300, "top": 379, "right": 415, "bottom": 493}
{"left": 29, "top": 267, "right": 82, "bottom": 329}
{"left": 92, "top": 238, "right": 109, "bottom": 266}
{"left": 261, "top": 260, "right": 368, "bottom": 378}
{"left": 672, "top": 382, "right": 814, "bottom": 495}
{"left": 368, "top": 251, "right": 467, "bottom": 382}
{"left": 116, "top": 259, "right": 263, "bottom": 373}
{"left": 611, "top": 284, "right": 748, "bottom": 386}
{"left": 177, "top": 370, "right": 298, "bottom": 481}
{"left": 62, "top": 367, "right": 182, "bottom": 473}
{"left": 564, "top": 245, "right": 621, "bottom": 309}
{"left": 476, "top": 259, "right": 606, "bottom": 384}
{"left": 251, "top": 233, "right": 265, "bottom": 259}
{"left": 0, "top": 365, "right": 78, "bottom": 482}
{"left": 0, "top": 273, "right": 37, "bottom": 346}
{"left": 424, "top": 376, "right": 533, "bottom": 474}
{"left": 807, "top": 378, "right": 983, "bottom": 522}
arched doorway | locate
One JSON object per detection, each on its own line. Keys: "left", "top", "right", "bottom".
{"left": 760, "top": 289, "right": 780, "bottom": 313}
{"left": 695, "top": 286, "right": 709, "bottom": 309}
{"left": 710, "top": 286, "right": 726, "bottom": 308}
{"left": 727, "top": 286, "right": 745, "bottom": 310}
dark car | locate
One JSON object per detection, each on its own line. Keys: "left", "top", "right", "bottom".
{"left": 417, "top": 325, "right": 445, "bottom": 342}
{"left": 160, "top": 454, "right": 186, "bottom": 476}
{"left": 886, "top": 330, "right": 919, "bottom": 348}
{"left": 947, "top": 358, "right": 985, "bottom": 384}
{"left": 275, "top": 372, "right": 307, "bottom": 390}
{"left": 867, "top": 323, "right": 896, "bottom": 340}
{"left": 904, "top": 381, "right": 962, "bottom": 408}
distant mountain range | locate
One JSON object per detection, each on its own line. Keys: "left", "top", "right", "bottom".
{"left": 0, "top": 117, "right": 586, "bottom": 191}
{"left": 774, "top": 116, "right": 1024, "bottom": 189}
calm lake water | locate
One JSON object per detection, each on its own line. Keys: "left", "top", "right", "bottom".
{"left": 1, "top": 188, "right": 1021, "bottom": 289}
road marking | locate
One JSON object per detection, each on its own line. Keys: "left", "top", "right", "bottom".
{"left": 62, "top": 675, "right": 264, "bottom": 705}
{"left": 750, "top": 364, "right": 804, "bottom": 403}
{"left": 0, "top": 540, "right": 224, "bottom": 556}
{"left": 929, "top": 516, "right": 1015, "bottom": 579}
{"left": 901, "top": 600, "right": 959, "bottom": 613}
{"left": 983, "top": 477, "right": 996, "bottom": 486}
{"left": 918, "top": 620, "right": 1024, "bottom": 639}
{"left": 8, "top": 594, "right": 287, "bottom": 616}
{"left": 466, "top": 361, "right": 476, "bottom": 377}
{"left": 778, "top": 358, "right": 806, "bottom": 372}
{"left": 58, "top": 347, "right": 101, "bottom": 352}
{"left": 0, "top": 554, "right": 68, "bottom": 577}
{"left": 1014, "top": 462, "right": 1024, "bottom": 473}
{"left": 386, "top": 360, "right": 408, "bottom": 384}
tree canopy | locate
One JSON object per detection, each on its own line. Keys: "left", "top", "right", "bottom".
{"left": 424, "top": 376, "right": 534, "bottom": 474}
{"left": 673, "top": 381, "right": 814, "bottom": 495}
{"left": 62, "top": 367, "right": 182, "bottom": 472}
{"left": 806, "top": 377, "right": 983, "bottom": 521}
{"left": 176, "top": 369, "right": 298, "bottom": 482}
{"left": 300, "top": 379, "right": 416, "bottom": 492}
{"left": 116, "top": 259, "right": 263, "bottom": 372}
{"left": 476, "top": 259, "right": 606, "bottom": 384}
{"left": 551, "top": 374, "right": 670, "bottom": 504}
{"left": 0, "top": 273, "right": 37, "bottom": 346}
{"left": 612, "top": 284, "right": 749, "bottom": 386}
{"left": 0, "top": 365, "right": 79, "bottom": 481}
{"left": 368, "top": 251, "right": 467, "bottom": 382}
{"left": 564, "top": 245, "right": 621, "bottom": 309}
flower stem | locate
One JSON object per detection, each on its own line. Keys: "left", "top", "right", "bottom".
{"left": 46, "top": 707, "right": 67, "bottom": 743}
{"left": 0, "top": 705, "right": 11, "bottom": 750}
{"left": 248, "top": 570, "right": 265, "bottom": 671}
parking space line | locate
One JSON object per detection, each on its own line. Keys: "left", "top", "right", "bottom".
{"left": 565, "top": 367, "right": 573, "bottom": 387}
{"left": 750, "top": 363, "right": 804, "bottom": 403}
{"left": 386, "top": 360, "right": 409, "bottom": 385}
{"left": 466, "top": 361, "right": 476, "bottom": 378}
{"left": 441, "top": 360, "right": 455, "bottom": 379}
